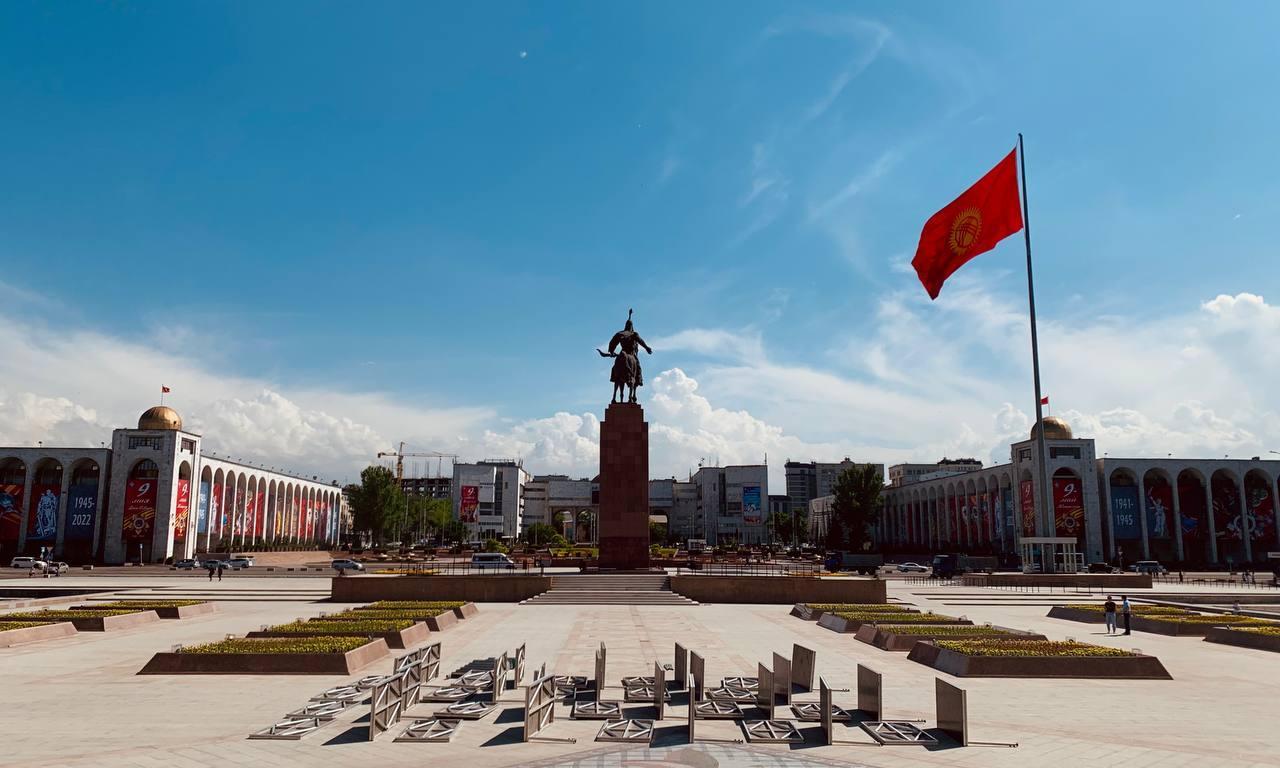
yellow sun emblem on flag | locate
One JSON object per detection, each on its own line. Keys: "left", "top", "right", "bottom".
{"left": 948, "top": 207, "right": 983, "bottom": 256}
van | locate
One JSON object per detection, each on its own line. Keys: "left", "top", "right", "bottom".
{"left": 470, "top": 553, "right": 516, "bottom": 570}
{"left": 1131, "top": 560, "right": 1166, "bottom": 574}
{"left": 10, "top": 557, "right": 45, "bottom": 570}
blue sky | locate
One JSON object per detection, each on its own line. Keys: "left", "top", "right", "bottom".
{"left": 3, "top": 1, "right": 1280, "bottom": 485}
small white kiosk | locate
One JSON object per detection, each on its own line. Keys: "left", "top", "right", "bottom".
{"left": 1018, "top": 536, "right": 1083, "bottom": 574}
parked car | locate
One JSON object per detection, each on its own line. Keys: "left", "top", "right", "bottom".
{"left": 10, "top": 557, "right": 46, "bottom": 570}
{"left": 45, "top": 561, "right": 69, "bottom": 574}
{"left": 1088, "top": 562, "right": 1119, "bottom": 574}
{"left": 1130, "top": 560, "right": 1167, "bottom": 574}
{"left": 226, "top": 557, "right": 254, "bottom": 569}
{"left": 471, "top": 553, "right": 516, "bottom": 570}
{"left": 897, "top": 562, "right": 929, "bottom": 573}
{"left": 174, "top": 558, "right": 200, "bottom": 570}
{"left": 331, "top": 558, "right": 365, "bottom": 572}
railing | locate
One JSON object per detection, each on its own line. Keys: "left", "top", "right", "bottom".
{"left": 674, "top": 560, "right": 822, "bottom": 577}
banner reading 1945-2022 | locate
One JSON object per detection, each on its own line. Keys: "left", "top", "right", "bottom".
{"left": 65, "top": 483, "right": 99, "bottom": 541}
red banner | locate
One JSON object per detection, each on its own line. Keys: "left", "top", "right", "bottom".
{"left": 122, "top": 479, "right": 157, "bottom": 541}
{"left": 254, "top": 490, "right": 265, "bottom": 538}
{"left": 0, "top": 484, "right": 24, "bottom": 542}
{"left": 461, "top": 485, "right": 479, "bottom": 523}
{"left": 173, "top": 479, "right": 190, "bottom": 540}
{"left": 1247, "top": 485, "right": 1275, "bottom": 545}
{"left": 1053, "top": 477, "right": 1084, "bottom": 540}
{"left": 1020, "top": 479, "right": 1036, "bottom": 536}
{"left": 26, "top": 483, "right": 61, "bottom": 541}
{"left": 1212, "top": 477, "right": 1242, "bottom": 540}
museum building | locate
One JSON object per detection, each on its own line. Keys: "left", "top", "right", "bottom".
{"left": 0, "top": 405, "right": 346, "bottom": 565}
{"left": 877, "top": 417, "right": 1280, "bottom": 568}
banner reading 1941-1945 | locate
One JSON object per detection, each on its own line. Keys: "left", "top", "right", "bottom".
{"left": 1110, "top": 485, "right": 1140, "bottom": 540}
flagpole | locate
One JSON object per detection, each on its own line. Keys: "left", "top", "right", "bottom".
{"left": 1019, "top": 133, "right": 1054, "bottom": 570}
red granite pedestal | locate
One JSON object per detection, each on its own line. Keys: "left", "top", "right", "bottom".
{"left": 598, "top": 402, "right": 651, "bottom": 570}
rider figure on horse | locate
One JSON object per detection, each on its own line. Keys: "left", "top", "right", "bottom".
{"left": 598, "top": 308, "right": 653, "bottom": 404}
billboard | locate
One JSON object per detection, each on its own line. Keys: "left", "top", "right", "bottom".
{"left": 742, "top": 485, "right": 762, "bottom": 524}
{"left": 173, "top": 479, "right": 191, "bottom": 540}
{"left": 1110, "top": 485, "right": 1140, "bottom": 539}
{"left": 65, "top": 483, "right": 99, "bottom": 541}
{"left": 196, "top": 481, "right": 210, "bottom": 535}
{"left": 1247, "top": 485, "right": 1275, "bottom": 545}
{"left": 26, "top": 484, "right": 60, "bottom": 542}
{"left": 0, "top": 484, "right": 23, "bottom": 542}
{"left": 1145, "top": 483, "right": 1173, "bottom": 539}
{"left": 460, "top": 485, "right": 479, "bottom": 523}
{"left": 1053, "top": 477, "right": 1084, "bottom": 539}
{"left": 1020, "top": 479, "right": 1035, "bottom": 536}
{"left": 122, "top": 479, "right": 157, "bottom": 541}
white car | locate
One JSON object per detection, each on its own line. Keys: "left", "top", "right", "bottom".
{"left": 226, "top": 557, "right": 255, "bottom": 569}
{"left": 10, "top": 557, "right": 47, "bottom": 570}
{"left": 470, "top": 553, "right": 516, "bottom": 570}
{"left": 331, "top": 558, "right": 365, "bottom": 572}
{"left": 896, "top": 562, "right": 929, "bottom": 573}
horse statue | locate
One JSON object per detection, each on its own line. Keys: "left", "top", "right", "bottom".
{"left": 597, "top": 308, "right": 653, "bottom": 404}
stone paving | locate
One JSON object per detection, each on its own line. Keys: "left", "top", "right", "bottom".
{"left": 2, "top": 575, "right": 1279, "bottom": 768}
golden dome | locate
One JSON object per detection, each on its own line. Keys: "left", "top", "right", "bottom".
{"left": 1031, "top": 416, "right": 1073, "bottom": 441}
{"left": 138, "top": 406, "right": 183, "bottom": 431}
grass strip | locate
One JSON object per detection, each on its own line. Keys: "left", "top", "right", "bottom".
{"left": 180, "top": 636, "right": 370, "bottom": 654}
{"left": 936, "top": 639, "right": 1135, "bottom": 658}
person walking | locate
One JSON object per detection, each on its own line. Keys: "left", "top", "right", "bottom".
{"left": 1121, "top": 595, "right": 1132, "bottom": 635}
{"left": 216, "top": 562, "right": 225, "bottom": 582}
{"left": 207, "top": 562, "right": 215, "bottom": 582}
{"left": 1103, "top": 595, "right": 1118, "bottom": 635}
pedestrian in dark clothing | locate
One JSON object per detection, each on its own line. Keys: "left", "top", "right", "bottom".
{"left": 1121, "top": 595, "right": 1132, "bottom": 635}
{"left": 207, "top": 564, "right": 214, "bottom": 582}
{"left": 1103, "top": 596, "right": 1118, "bottom": 635}
{"left": 216, "top": 563, "right": 224, "bottom": 582}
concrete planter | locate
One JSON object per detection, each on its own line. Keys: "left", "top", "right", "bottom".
{"left": 247, "top": 621, "right": 430, "bottom": 650}
{"left": 1204, "top": 627, "right": 1280, "bottom": 652}
{"left": 855, "top": 625, "right": 1047, "bottom": 652}
{"left": 907, "top": 642, "right": 1171, "bottom": 679}
{"left": 425, "top": 611, "right": 457, "bottom": 632}
{"left": 818, "top": 613, "right": 971, "bottom": 634}
{"left": 669, "top": 575, "right": 887, "bottom": 605}
{"left": 331, "top": 574, "right": 552, "bottom": 603}
{"left": 789, "top": 603, "right": 824, "bottom": 621}
{"left": 59, "top": 611, "right": 161, "bottom": 632}
{"left": 73, "top": 603, "right": 216, "bottom": 620}
{"left": 0, "top": 621, "right": 78, "bottom": 648}
{"left": 138, "top": 638, "right": 390, "bottom": 675}
{"left": 452, "top": 602, "right": 479, "bottom": 620}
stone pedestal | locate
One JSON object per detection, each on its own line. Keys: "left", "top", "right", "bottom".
{"left": 598, "top": 403, "right": 650, "bottom": 570}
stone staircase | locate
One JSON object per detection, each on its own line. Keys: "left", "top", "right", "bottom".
{"left": 520, "top": 573, "right": 698, "bottom": 606}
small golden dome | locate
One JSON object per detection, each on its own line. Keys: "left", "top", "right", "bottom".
{"left": 1031, "top": 416, "right": 1073, "bottom": 441}
{"left": 138, "top": 406, "right": 183, "bottom": 431}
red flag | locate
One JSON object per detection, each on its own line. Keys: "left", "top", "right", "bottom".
{"left": 912, "top": 148, "right": 1023, "bottom": 299}
{"left": 1040, "top": 395, "right": 1049, "bottom": 405}
{"left": 161, "top": 386, "right": 171, "bottom": 394}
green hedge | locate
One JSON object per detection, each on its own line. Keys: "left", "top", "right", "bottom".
{"left": 325, "top": 610, "right": 429, "bottom": 621}
{"left": 875, "top": 624, "right": 1016, "bottom": 636}
{"left": 1233, "top": 626, "right": 1280, "bottom": 636}
{"left": 1150, "top": 615, "right": 1276, "bottom": 625}
{"left": 96, "top": 600, "right": 207, "bottom": 609}
{"left": 267, "top": 619, "right": 415, "bottom": 633}
{"left": 938, "top": 639, "right": 1134, "bottom": 658}
{"left": 807, "top": 603, "right": 907, "bottom": 612}
{"left": 833, "top": 611, "right": 959, "bottom": 624}
{"left": 0, "top": 621, "right": 61, "bottom": 629}
{"left": 180, "top": 636, "right": 370, "bottom": 654}
{"left": 1, "top": 609, "right": 143, "bottom": 619}
{"left": 1062, "top": 603, "right": 1193, "bottom": 616}
{"left": 366, "top": 600, "right": 464, "bottom": 611}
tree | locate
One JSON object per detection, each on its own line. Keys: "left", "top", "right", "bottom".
{"left": 347, "top": 465, "right": 406, "bottom": 545}
{"left": 649, "top": 519, "right": 668, "bottom": 544}
{"left": 829, "top": 464, "right": 884, "bottom": 551}
{"left": 441, "top": 519, "right": 469, "bottom": 545}
{"left": 523, "top": 523, "right": 560, "bottom": 547}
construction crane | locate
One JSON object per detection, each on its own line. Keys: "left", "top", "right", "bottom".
{"left": 376, "top": 443, "right": 460, "bottom": 486}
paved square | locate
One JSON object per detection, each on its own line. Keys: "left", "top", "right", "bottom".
{"left": 3, "top": 575, "right": 1279, "bottom": 768}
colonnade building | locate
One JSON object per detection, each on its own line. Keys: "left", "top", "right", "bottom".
{"left": 0, "top": 405, "right": 347, "bottom": 565}
{"left": 877, "top": 417, "right": 1280, "bottom": 568}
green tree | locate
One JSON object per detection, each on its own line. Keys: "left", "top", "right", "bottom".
{"left": 649, "top": 519, "right": 668, "bottom": 544}
{"left": 523, "top": 523, "right": 560, "bottom": 547}
{"left": 406, "top": 497, "right": 453, "bottom": 544}
{"left": 441, "top": 519, "right": 469, "bottom": 545}
{"left": 347, "top": 465, "right": 406, "bottom": 545}
{"left": 829, "top": 464, "right": 884, "bottom": 551}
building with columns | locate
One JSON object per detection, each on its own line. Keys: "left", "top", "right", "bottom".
{"left": 877, "top": 416, "right": 1280, "bottom": 569}
{"left": 0, "top": 405, "right": 348, "bottom": 565}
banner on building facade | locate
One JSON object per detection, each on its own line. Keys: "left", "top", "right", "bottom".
{"left": 460, "top": 485, "right": 479, "bottom": 523}
{"left": 968, "top": 494, "right": 980, "bottom": 541}
{"left": 1110, "top": 485, "right": 1140, "bottom": 539}
{"left": 65, "top": 483, "right": 98, "bottom": 541}
{"left": 0, "top": 484, "right": 23, "bottom": 542}
{"left": 196, "top": 481, "right": 210, "bottom": 535}
{"left": 1177, "top": 481, "right": 1202, "bottom": 539}
{"left": 254, "top": 490, "right": 266, "bottom": 538}
{"left": 122, "top": 479, "right": 157, "bottom": 541}
{"left": 742, "top": 485, "right": 762, "bottom": 524}
{"left": 1053, "top": 478, "right": 1084, "bottom": 539}
{"left": 1145, "top": 483, "right": 1173, "bottom": 539}
{"left": 1247, "top": 485, "right": 1275, "bottom": 545}
{"left": 1212, "top": 479, "right": 1242, "bottom": 540}
{"left": 1020, "top": 480, "right": 1035, "bottom": 536}
{"left": 210, "top": 483, "right": 222, "bottom": 535}
{"left": 173, "top": 479, "right": 191, "bottom": 540}
{"left": 26, "top": 484, "right": 60, "bottom": 542}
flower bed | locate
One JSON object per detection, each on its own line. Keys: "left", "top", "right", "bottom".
{"left": 817, "top": 610, "right": 970, "bottom": 634}
{"left": 1, "top": 608, "right": 160, "bottom": 632}
{"left": 1132, "top": 614, "right": 1277, "bottom": 637}
{"left": 855, "top": 623, "right": 1045, "bottom": 652}
{"left": 138, "top": 636, "right": 389, "bottom": 674}
{"left": 1058, "top": 603, "right": 1194, "bottom": 616}
{"left": 75, "top": 600, "right": 216, "bottom": 619}
{"left": 1048, "top": 604, "right": 1192, "bottom": 626}
{"left": 907, "top": 639, "right": 1171, "bottom": 679}
{"left": 1204, "top": 625, "right": 1280, "bottom": 652}
{"left": 364, "top": 600, "right": 477, "bottom": 619}
{"left": 0, "top": 620, "right": 78, "bottom": 648}
{"left": 790, "top": 602, "right": 903, "bottom": 620}
{"left": 246, "top": 618, "right": 429, "bottom": 649}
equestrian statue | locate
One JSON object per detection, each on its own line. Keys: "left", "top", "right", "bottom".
{"left": 597, "top": 308, "right": 652, "bottom": 404}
